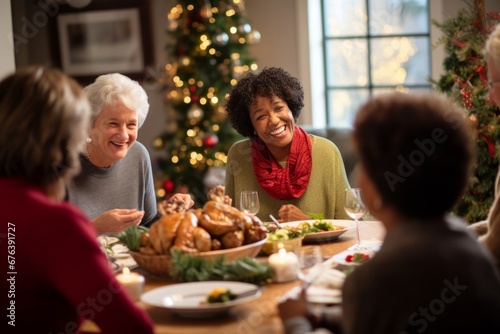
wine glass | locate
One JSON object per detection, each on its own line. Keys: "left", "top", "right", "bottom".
{"left": 240, "top": 190, "right": 260, "bottom": 215}
{"left": 299, "top": 246, "right": 323, "bottom": 270}
{"left": 344, "top": 188, "right": 367, "bottom": 250}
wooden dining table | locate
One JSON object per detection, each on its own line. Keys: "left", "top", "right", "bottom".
{"left": 81, "top": 220, "right": 385, "bottom": 334}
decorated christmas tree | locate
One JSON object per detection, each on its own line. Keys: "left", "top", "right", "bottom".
{"left": 433, "top": 0, "right": 500, "bottom": 222}
{"left": 154, "top": 0, "right": 259, "bottom": 205}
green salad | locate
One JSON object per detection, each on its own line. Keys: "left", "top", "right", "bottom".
{"left": 266, "top": 219, "right": 344, "bottom": 241}
{"left": 266, "top": 227, "right": 303, "bottom": 241}
{"left": 296, "top": 221, "right": 344, "bottom": 233}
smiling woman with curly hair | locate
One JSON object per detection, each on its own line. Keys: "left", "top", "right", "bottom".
{"left": 224, "top": 67, "right": 351, "bottom": 222}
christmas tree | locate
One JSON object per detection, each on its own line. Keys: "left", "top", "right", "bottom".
{"left": 432, "top": 0, "right": 500, "bottom": 222}
{"left": 154, "top": 0, "right": 259, "bottom": 205}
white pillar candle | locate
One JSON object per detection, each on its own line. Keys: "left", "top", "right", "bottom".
{"left": 268, "top": 245, "right": 299, "bottom": 283}
{"left": 116, "top": 267, "right": 145, "bottom": 301}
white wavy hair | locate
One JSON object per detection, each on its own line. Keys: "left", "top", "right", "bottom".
{"left": 84, "top": 73, "right": 149, "bottom": 128}
{"left": 486, "top": 23, "right": 500, "bottom": 68}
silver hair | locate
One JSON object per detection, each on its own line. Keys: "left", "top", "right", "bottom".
{"left": 84, "top": 73, "right": 149, "bottom": 128}
{"left": 485, "top": 23, "right": 500, "bottom": 68}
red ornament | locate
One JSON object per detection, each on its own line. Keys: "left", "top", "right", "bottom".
{"left": 473, "top": 20, "right": 484, "bottom": 33}
{"left": 478, "top": 132, "right": 496, "bottom": 158}
{"left": 461, "top": 89, "right": 473, "bottom": 109}
{"left": 189, "top": 85, "right": 197, "bottom": 93}
{"left": 178, "top": 44, "right": 185, "bottom": 56}
{"left": 203, "top": 134, "right": 219, "bottom": 148}
{"left": 163, "top": 180, "right": 175, "bottom": 192}
{"left": 476, "top": 66, "right": 487, "bottom": 86}
{"left": 453, "top": 39, "right": 465, "bottom": 48}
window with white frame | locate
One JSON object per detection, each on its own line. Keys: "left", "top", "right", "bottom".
{"left": 310, "top": 0, "right": 431, "bottom": 128}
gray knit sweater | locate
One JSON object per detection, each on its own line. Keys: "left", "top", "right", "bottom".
{"left": 67, "top": 141, "right": 158, "bottom": 227}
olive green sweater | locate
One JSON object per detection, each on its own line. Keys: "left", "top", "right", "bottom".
{"left": 225, "top": 135, "right": 351, "bottom": 222}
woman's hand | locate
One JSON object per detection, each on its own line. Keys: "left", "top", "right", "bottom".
{"left": 278, "top": 204, "right": 310, "bottom": 222}
{"left": 92, "top": 209, "right": 145, "bottom": 234}
{"left": 223, "top": 195, "right": 232, "bottom": 206}
{"left": 170, "top": 193, "right": 195, "bottom": 210}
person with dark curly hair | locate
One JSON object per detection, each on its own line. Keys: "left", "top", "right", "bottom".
{"left": 224, "top": 67, "right": 350, "bottom": 222}
{"left": 278, "top": 92, "right": 500, "bottom": 334}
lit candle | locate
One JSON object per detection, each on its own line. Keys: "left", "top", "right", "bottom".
{"left": 268, "top": 244, "right": 299, "bottom": 283}
{"left": 116, "top": 267, "right": 145, "bottom": 301}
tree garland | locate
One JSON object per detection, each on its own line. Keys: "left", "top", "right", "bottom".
{"left": 432, "top": 1, "right": 500, "bottom": 222}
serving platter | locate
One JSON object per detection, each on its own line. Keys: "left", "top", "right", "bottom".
{"left": 281, "top": 219, "right": 356, "bottom": 242}
{"left": 141, "top": 281, "right": 261, "bottom": 318}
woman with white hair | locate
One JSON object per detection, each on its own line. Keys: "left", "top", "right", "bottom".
{"left": 0, "top": 67, "right": 154, "bottom": 333}
{"left": 67, "top": 73, "right": 193, "bottom": 234}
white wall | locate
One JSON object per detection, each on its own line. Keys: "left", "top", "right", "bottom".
{"left": 138, "top": 0, "right": 174, "bottom": 163}
{"left": 245, "top": 0, "right": 311, "bottom": 124}
{"left": 0, "top": 0, "right": 16, "bottom": 78}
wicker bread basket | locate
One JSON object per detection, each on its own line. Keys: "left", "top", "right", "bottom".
{"left": 129, "top": 237, "right": 267, "bottom": 278}
{"left": 129, "top": 251, "right": 172, "bottom": 277}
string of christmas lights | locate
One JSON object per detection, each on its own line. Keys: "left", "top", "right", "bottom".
{"left": 153, "top": 0, "right": 259, "bottom": 204}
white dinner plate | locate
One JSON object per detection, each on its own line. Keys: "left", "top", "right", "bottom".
{"left": 307, "top": 286, "right": 342, "bottom": 304}
{"left": 109, "top": 243, "right": 138, "bottom": 269}
{"left": 280, "top": 219, "right": 356, "bottom": 242}
{"left": 279, "top": 285, "right": 343, "bottom": 305}
{"left": 141, "top": 281, "right": 261, "bottom": 318}
{"left": 331, "top": 249, "right": 376, "bottom": 266}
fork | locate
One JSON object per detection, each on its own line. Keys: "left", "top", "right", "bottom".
{"left": 269, "top": 214, "right": 283, "bottom": 229}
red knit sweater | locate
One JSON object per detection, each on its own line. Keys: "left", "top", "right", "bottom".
{"left": 0, "top": 178, "right": 154, "bottom": 333}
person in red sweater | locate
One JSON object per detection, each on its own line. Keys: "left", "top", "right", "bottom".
{"left": 0, "top": 67, "right": 154, "bottom": 333}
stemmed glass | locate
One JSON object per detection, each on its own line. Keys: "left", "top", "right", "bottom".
{"left": 344, "top": 188, "right": 367, "bottom": 250}
{"left": 240, "top": 190, "right": 260, "bottom": 215}
{"left": 299, "top": 246, "right": 323, "bottom": 270}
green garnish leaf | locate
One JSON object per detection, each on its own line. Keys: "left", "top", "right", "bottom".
{"left": 116, "top": 225, "right": 149, "bottom": 251}
{"left": 169, "top": 250, "right": 273, "bottom": 285}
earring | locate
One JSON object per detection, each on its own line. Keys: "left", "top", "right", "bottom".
{"left": 86, "top": 137, "right": 92, "bottom": 143}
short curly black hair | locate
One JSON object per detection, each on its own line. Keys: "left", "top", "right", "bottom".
{"left": 353, "top": 92, "right": 474, "bottom": 219}
{"left": 225, "top": 67, "right": 304, "bottom": 139}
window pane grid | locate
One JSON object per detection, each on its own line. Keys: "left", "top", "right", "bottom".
{"left": 327, "top": 84, "right": 432, "bottom": 90}
{"left": 324, "top": 32, "right": 430, "bottom": 40}
{"left": 321, "top": 0, "right": 431, "bottom": 127}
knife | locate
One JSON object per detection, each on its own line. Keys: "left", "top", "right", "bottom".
{"left": 175, "top": 287, "right": 264, "bottom": 301}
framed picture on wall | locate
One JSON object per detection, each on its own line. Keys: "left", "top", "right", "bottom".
{"left": 50, "top": 0, "right": 153, "bottom": 85}
{"left": 57, "top": 8, "right": 144, "bottom": 76}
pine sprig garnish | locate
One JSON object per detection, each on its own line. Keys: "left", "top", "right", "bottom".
{"left": 169, "top": 250, "right": 273, "bottom": 285}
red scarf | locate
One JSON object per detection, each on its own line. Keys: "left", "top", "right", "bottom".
{"left": 251, "top": 126, "right": 312, "bottom": 200}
